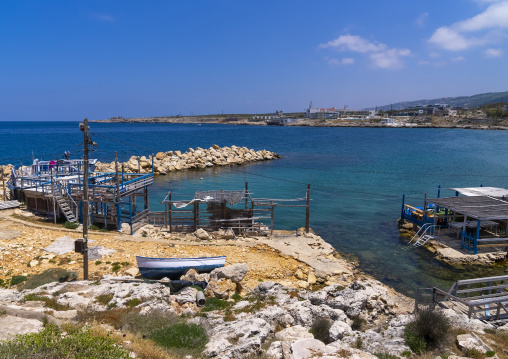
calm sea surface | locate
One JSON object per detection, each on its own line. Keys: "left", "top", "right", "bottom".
{"left": 2, "top": 121, "right": 508, "bottom": 296}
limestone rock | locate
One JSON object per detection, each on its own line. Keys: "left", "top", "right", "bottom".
{"left": 0, "top": 315, "right": 44, "bottom": 341}
{"left": 173, "top": 287, "right": 198, "bottom": 305}
{"left": 210, "top": 263, "right": 248, "bottom": 283}
{"left": 180, "top": 269, "right": 205, "bottom": 282}
{"left": 194, "top": 228, "right": 211, "bottom": 240}
{"left": 456, "top": 333, "right": 491, "bottom": 352}
{"left": 329, "top": 320, "right": 352, "bottom": 340}
{"left": 307, "top": 271, "right": 317, "bottom": 284}
{"left": 124, "top": 267, "right": 139, "bottom": 277}
{"left": 275, "top": 325, "right": 314, "bottom": 341}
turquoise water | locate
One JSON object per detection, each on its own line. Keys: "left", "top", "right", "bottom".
{"left": 2, "top": 121, "right": 508, "bottom": 296}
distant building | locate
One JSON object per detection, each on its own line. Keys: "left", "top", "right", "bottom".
{"left": 251, "top": 110, "right": 285, "bottom": 121}
{"left": 304, "top": 104, "right": 369, "bottom": 119}
{"left": 406, "top": 104, "right": 456, "bottom": 116}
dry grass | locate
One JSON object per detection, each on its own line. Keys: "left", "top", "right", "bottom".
{"left": 91, "top": 326, "right": 179, "bottom": 359}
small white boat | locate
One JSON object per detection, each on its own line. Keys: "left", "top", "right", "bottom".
{"left": 136, "top": 255, "right": 226, "bottom": 278}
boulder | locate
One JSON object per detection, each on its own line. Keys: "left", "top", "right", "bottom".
{"left": 210, "top": 263, "right": 248, "bottom": 283}
{"left": 329, "top": 320, "right": 353, "bottom": 340}
{"left": 180, "top": 269, "right": 205, "bottom": 282}
{"left": 124, "top": 267, "right": 139, "bottom": 277}
{"left": 194, "top": 228, "right": 211, "bottom": 240}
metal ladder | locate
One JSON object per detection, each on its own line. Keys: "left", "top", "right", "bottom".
{"left": 408, "top": 223, "right": 439, "bottom": 247}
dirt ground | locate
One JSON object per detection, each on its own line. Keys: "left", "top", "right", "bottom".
{"left": 0, "top": 210, "right": 309, "bottom": 290}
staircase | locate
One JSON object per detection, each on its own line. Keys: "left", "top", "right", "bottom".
{"left": 51, "top": 182, "right": 78, "bottom": 223}
{"left": 409, "top": 223, "right": 439, "bottom": 247}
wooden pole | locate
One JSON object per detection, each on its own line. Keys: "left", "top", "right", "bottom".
{"left": 193, "top": 201, "right": 198, "bottom": 231}
{"left": 245, "top": 181, "right": 248, "bottom": 210}
{"left": 169, "top": 192, "right": 172, "bottom": 233}
{"left": 52, "top": 171, "right": 56, "bottom": 224}
{"left": 305, "top": 184, "right": 310, "bottom": 233}
{"left": 81, "top": 118, "right": 90, "bottom": 280}
{"left": 115, "top": 152, "right": 120, "bottom": 231}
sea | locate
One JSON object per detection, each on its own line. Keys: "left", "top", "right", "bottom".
{"left": 2, "top": 121, "right": 508, "bottom": 296}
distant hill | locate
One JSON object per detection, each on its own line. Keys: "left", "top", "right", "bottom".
{"left": 367, "top": 91, "right": 508, "bottom": 111}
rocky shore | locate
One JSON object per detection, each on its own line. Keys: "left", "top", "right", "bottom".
{"left": 0, "top": 211, "right": 506, "bottom": 358}
{"left": 399, "top": 220, "right": 508, "bottom": 266}
{"left": 94, "top": 145, "right": 280, "bottom": 174}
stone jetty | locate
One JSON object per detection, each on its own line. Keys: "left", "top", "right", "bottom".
{"left": 94, "top": 145, "right": 280, "bottom": 174}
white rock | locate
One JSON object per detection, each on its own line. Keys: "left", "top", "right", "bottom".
{"left": 329, "top": 320, "right": 353, "bottom": 340}
{"left": 210, "top": 263, "right": 248, "bottom": 283}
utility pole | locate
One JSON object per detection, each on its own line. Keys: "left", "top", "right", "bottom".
{"left": 305, "top": 184, "right": 311, "bottom": 233}
{"left": 81, "top": 118, "right": 90, "bottom": 280}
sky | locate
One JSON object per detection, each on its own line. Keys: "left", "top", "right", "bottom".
{"left": 1, "top": 0, "right": 508, "bottom": 121}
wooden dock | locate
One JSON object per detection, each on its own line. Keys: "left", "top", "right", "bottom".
{"left": 415, "top": 275, "right": 508, "bottom": 324}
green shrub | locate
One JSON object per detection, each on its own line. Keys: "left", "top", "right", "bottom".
{"left": 351, "top": 315, "right": 367, "bottom": 331}
{"left": 0, "top": 323, "right": 130, "bottom": 358}
{"left": 375, "top": 354, "right": 401, "bottom": 359}
{"left": 23, "top": 293, "right": 71, "bottom": 311}
{"left": 96, "top": 294, "right": 114, "bottom": 305}
{"left": 89, "top": 224, "right": 100, "bottom": 230}
{"left": 462, "top": 347, "right": 486, "bottom": 359}
{"left": 402, "top": 350, "right": 412, "bottom": 357}
{"left": 112, "top": 263, "right": 121, "bottom": 272}
{"left": 231, "top": 292, "right": 242, "bottom": 301}
{"left": 310, "top": 317, "right": 332, "bottom": 344}
{"left": 404, "top": 309, "right": 451, "bottom": 353}
{"left": 10, "top": 275, "right": 27, "bottom": 286}
{"left": 20, "top": 268, "right": 77, "bottom": 290}
{"left": 201, "top": 297, "right": 231, "bottom": 312}
{"left": 486, "top": 350, "right": 496, "bottom": 357}
{"left": 149, "top": 323, "right": 208, "bottom": 351}
{"left": 64, "top": 221, "right": 79, "bottom": 229}
{"left": 95, "top": 260, "right": 102, "bottom": 265}
{"left": 405, "top": 322, "right": 426, "bottom": 354}
{"left": 125, "top": 298, "right": 142, "bottom": 307}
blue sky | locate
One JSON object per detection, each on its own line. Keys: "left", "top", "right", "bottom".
{"left": 1, "top": 0, "right": 508, "bottom": 121}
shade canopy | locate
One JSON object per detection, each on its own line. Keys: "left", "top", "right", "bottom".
{"left": 429, "top": 196, "right": 508, "bottom": 220}
{"left": 448, "top": 187, "right": 508, "bottom": 197}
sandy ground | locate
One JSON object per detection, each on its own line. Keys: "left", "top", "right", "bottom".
{"left": 0, "top": 210, "right": 309, "bottom": 290}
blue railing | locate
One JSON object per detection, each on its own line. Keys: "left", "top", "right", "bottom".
{"left": 461, "top": 231, "right": 478, "bottom": 254}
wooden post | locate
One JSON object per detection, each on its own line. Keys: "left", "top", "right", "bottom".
{"left": 401, "top": 194, "right": 405, "bottom": 220}
{"left": 271, "top": 202, "right": 274, "bottom": 235}
{"left": 245, "top": 182, "right": 248, "bottom": 210}
{"left": 193, "top": 201, "right": 198, "bottom": 231}
{"left": 1, "top": 168, "right": 5, "bottom": 201}
{"left": 52, "top": 171, "right": 56, "bottom": 224}
{"left": 115, "top": 152, "right": 120, "bottom": 231}
{"left": 423, "top": 192, "right": 427, "bottom": 223}
{"left": 81, "top": 118, "right": 90, "bottom": 280}
{"left": 305, "top": 184, "right": 310, "bottom": 233}
{"left": 169, "top": 192, "right": 172, "bottom": 233}
{"left": 222, "top": 200, "right": 227, "bottom": 219}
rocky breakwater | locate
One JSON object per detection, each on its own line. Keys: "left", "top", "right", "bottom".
{"left": 94, "top": 144, "right": 280, "bottom": 175}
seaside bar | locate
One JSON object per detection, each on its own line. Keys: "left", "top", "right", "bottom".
{"left": 7, "top": 157, "right": 153, "bottom": 234}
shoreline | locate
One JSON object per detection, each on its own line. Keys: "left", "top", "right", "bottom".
{"left": 92, "top": 117, "right": 508, "bottom": 131}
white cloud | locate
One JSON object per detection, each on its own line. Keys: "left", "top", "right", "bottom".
{"left": 319, "top": 34, "right": 411, "bottom": 69}
{"left": 319, "top": 34, "right": 386, "bottom": 52}
{"left": 429, "top": 1, "right": 508, "bottom": 50}
{"left": 451, "top": 56, "right": 465, "bottom": 62}
{"left": 324, "top": 57, "right": 355, "bottom": 66}
{"left": 416, "top": 12, "right": 429, "bottom": 27}
{"left": 485, "top": 48, "right": 503, "bottom": 56}
{"left": 430, "top": 52, "right": 440, "bottom": 58}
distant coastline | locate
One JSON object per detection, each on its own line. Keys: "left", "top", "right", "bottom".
{"left": 92, "top": 116, "right": 508, "bottom": 131}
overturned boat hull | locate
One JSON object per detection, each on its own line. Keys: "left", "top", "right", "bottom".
{"left": 136, "top": 255, "right": 226, "bottom": 278}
